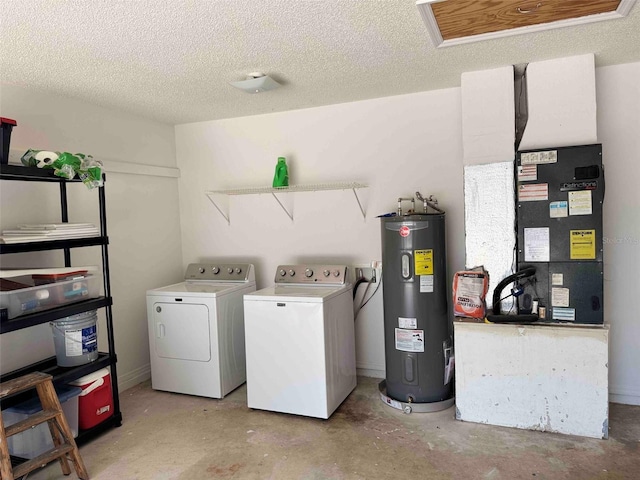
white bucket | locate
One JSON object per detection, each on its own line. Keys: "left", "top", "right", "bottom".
{"left": 50, "top": 310, "right": 99, "bottom": 367}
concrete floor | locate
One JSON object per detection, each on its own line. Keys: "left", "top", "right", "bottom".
{"left": 26, "top": 376, "right": 640, "bottom": 480}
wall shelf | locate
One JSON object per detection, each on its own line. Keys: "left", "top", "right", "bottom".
{"left": 205, "top": 182, "right": 368, "bottom": 224}
{"left": 0, "top": 236, "right": 107, "bottom": 254}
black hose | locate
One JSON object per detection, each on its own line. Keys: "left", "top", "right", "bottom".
{"left": 353, "top": 278, "right": 367, "bottom": 299}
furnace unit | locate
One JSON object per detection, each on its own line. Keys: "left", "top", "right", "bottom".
{"left": 516, "top": 144, "right": 604, "bottom": 324}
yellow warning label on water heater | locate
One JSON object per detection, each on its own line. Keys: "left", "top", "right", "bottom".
{"left": 570, "top": 230, "right": 596, "bottom": 260}
{"left": 414, "top": 249, "right": 433, "bottom": 275}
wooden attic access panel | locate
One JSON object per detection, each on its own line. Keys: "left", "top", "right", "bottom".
{"left": 431, "top": 0, "right": 621, "bottom": 40}
{"left": 430, "top": 0, "right": 622, "bottom": 40}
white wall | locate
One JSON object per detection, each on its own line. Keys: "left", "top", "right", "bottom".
{"left": 176, "top": 89, "right": 466, "bottom": 376}
{"left": 595, "top": 63, "right": 640, "bottom": 405}
{"left": 0, "top": 84, "right": 183, "bottom": 391}
{"left": 2, "top": 61, "right": 635, "bottom": 403}
{"left": 175, "top": 61, "right": 640, "bottom": 402}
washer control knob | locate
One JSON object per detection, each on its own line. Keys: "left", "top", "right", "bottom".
{"left": 305, "top": 268, "right": 314, "bottom": 278}
{"left": 289, "top": 269, "right": 296, "bottom": 277}
{"left": 227, "top": 268, "right": 233, "bottom": 274}
{"left": 279, "top": 269, "right": 287, "bottom": 277}
{"left": 212, "top": 266, "right": 220, "bottom": 274}
{"left": 333, "top": 270, "right": 341, "bottom": 277}
{"left": 235, "top": 267, "right": 242, "bottom": 274}
{"left": 323, "top": 270, "right": 330, "bottom": 277}
{"left": 198, "top": 267, "right": 205, "bottom": 274}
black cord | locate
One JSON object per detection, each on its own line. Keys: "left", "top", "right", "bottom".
{"left": 354, "top": 278, "right": 382, "bottom": 320}
{"left": 353, "top": 278, "right": 367, "bottom": 299}
{"left": 360, "top": 281, "right": 381, "bottom": 310}
{"left": 498, "top": 291, "right": 515, "bottom": 305}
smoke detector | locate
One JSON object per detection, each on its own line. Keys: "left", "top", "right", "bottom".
{"left": 230, "top": 72, "right": 281, "bottom": 93}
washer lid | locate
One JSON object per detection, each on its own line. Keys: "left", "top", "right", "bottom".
{"left": 243, "top": 284, "right": 351, "bottom": 303}
{"left": 147, "top": 281, "right": 255, "bottom": 297}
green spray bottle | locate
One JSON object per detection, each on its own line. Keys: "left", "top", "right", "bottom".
{"left": 272, "top": 157, "right": 289, "bottom": 187}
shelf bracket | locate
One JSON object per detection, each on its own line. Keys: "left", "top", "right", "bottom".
{"left": 205, "top": 193, "right": 230, "bottom": 225}
{"left": 352, "top": 186, "right": 366, "bottom": 220}
{"left": 271, "top": 192, "right": 294, "bottom": 221}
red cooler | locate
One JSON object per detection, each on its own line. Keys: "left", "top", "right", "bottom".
{"left": 69, "top": 368, "right": 114, "bottom": 429}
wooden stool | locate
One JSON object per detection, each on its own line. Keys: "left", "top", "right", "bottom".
{"left": 0, "top": 372, "right": 89, "bottom": 480}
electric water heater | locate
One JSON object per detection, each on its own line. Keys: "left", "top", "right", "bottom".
{"left": 380, "top": 194, "right": 453, "bottom": 410}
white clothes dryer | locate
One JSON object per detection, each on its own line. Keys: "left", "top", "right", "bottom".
{"left": 243, "top": 265, "right": 356, "bottom": 419}
{"left": 146, "top": 263, "right": 255, "bottom": 398}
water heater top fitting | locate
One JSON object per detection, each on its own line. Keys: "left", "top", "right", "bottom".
{"left": 397, "top": 192, "right": 444, "bottom": 216}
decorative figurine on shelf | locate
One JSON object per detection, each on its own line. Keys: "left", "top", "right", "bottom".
{"left": 272, "top": 156, "right": 289, "bottom": 188}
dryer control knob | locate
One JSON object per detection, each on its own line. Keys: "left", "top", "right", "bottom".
{"left": 305, "top": 268, "right": 314, "bottom": 278}
{"left": 289, "top": 269, "right": 296, "bottom": 276}
{"left": 227, "top": 268, "right": 233, "bottom": 274}
{"left": 235, "top": 267, "right": 242, "bottom": 274}
{"left": 212, "top": 266, "right": 220, "bottom": 274}
{"left": 198, "top": 267, "right": 205, "bottom": 274}
{"left": 333, "top": 270, "right": 341, "bottom": 277}
{"left": 279, "top": 269, "right": 286, "bottom": 277}
{"left": 323, "top": 270, "right": 330, "bottom": 277}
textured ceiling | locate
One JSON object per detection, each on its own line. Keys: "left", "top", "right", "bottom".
{"left": 2, "top": 1, "right": 639, "bottom": 125}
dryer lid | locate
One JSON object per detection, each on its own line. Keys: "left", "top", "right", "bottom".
{"left": 147, "top": 281, "right": 254, "bottom": 297}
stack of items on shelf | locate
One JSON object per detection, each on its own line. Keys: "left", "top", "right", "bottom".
{"left": 0, "top": 266, "right": 99, "bottom": 319}
{"left": 0, "top": 223, "right": 99, "bottom": 244}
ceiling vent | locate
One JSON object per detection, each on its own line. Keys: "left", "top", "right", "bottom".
{"left": 417, "top": 0, "right": 636, "bottom": 47}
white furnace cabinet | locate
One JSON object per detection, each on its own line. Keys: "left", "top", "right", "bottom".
{"left": 454, "top": 321, "right": 609, "bottom": 439}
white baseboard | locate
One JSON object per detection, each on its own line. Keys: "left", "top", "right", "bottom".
{"left": 115, "top": 362, "right": 383, "bottom": 392}
{"left": 357, "top": 367, "right": 385, "bottom": 379}
{"left": 610, "top": 384, "right": 640, "bottom": 405}
{"left": 610, "top": 394, "right": 640, "bottom": 406}
{"left": 115, "top": 363, "right": 151, "bottom": 392}
{"left": 110, "top": 364, "right": 640, "bottom": 406}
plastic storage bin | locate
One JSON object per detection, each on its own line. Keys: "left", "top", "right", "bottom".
{"left": 1, "top": 117, "right": 16, "bottom": 164}
{"left": 1, "top": 385, "right": 81, "bottom": 459}
{"left": 69, "top": 368, "right": 113, "bottom": 429}
{"left": 0, "top": 274, "right": 99, "bottom": 319}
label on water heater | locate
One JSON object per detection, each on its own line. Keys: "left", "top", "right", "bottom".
{"left": 399, "top": 226, "right": 410, "bottom": 237}
{"left": 414, "top": 249, "right": 433, "bottom": 275}
{"left": 395, "top": 328, "right": 424, "bottom": 353}
{"left": 420, "top": 275, "right": 434, "bottom": 293}
{"left": 398, "top": 317, "right": 417, "bottom": 329}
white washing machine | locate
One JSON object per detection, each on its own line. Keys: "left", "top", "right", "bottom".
{"left": 243, "top": 264, "right": 356, "bottom": 419}
{"left": 146, "top": 263, "right": 255, "bottom": 398}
